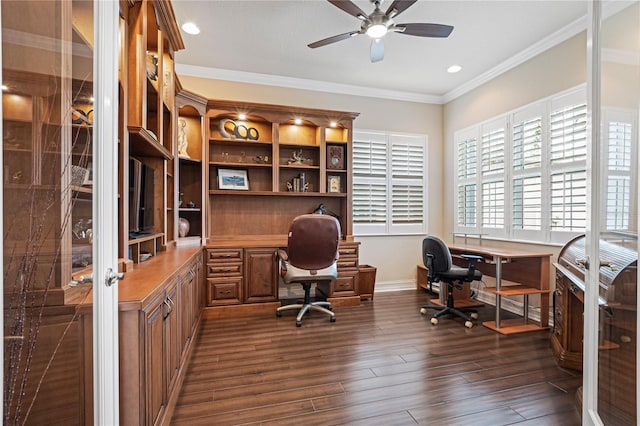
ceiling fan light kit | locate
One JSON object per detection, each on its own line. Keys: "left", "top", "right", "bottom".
{"left": 308, "top": 0, "right": 454, "bottom": 63}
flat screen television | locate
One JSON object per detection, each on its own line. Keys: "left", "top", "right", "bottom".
{"left": 129, "top": 158, "right": 155, "bottom": 236}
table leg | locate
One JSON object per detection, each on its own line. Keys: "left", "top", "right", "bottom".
{"left": 495, "top": 255, "right": 502, "bottom": 328}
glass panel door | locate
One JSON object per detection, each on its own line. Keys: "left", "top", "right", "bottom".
{"left": 2, "top": 1, "right": 119, "bottom": 423}
{"left": 592, "top": 2, "right": 640, "bottom": 424}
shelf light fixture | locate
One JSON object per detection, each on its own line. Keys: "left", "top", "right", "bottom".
{"left": 329, "top": 121, "right": 337, "bottom": 128}
{"left": 238, "top": 113, "right": 247, "bottom": 121}
{"left": 294, "top": 118, "right": 302, "bottom": 125}
{"left": 1, "top": 84, "right": 8, "bottom": 92}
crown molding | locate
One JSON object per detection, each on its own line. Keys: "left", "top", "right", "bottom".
{"left": 441, "top": 14, "right": 587, "bottom": 104}
{"left": 175, "top": 63, "right": 444, "bottom": 104}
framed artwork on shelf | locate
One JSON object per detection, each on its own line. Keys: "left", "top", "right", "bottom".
{"left": 326, "top": 145, "right": 344, "bottom": 170}
{"left": 83, "top": 163, "right": 93, "bottom": 186}
{"left": 327, "top": 175, "right": 341, "bottom": 193}
{"left": 218, "top": 168, "right": 249, "bottom": 190}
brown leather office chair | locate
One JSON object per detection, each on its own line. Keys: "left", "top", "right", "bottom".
{"left": 276, "top": 214, "right": 340, "bottom": 327}
{"left": 419, "top": 236, "right": 483, "bottom": 328}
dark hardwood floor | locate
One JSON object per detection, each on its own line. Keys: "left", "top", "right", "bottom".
{"left": 171, "top": 290, "right": 582, "bottom": 425}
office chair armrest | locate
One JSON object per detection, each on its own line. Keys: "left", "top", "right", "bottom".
{"left": 460, "top": 253, "right": 484, "bottom": 279}
{"left": 276, "top": 249, "right": 288, "bottom": 261}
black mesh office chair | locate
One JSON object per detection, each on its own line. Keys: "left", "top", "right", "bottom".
{"left": 419, "top": 236, "right": 483, "bottom": 328}
{"left": 276, "top": 214, "right": 341, "bottom": 327}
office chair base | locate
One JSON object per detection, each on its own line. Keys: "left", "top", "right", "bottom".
{"left": 276, "top": 301, "right": 335, "bottom": 326}
{"left": 420, "top": 304, "right": 477, "bottom": 328}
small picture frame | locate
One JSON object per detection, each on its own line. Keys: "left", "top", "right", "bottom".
{"left": 218, "top": 168, "right": 249, "bottom": 190}
{"left": 327, "top": 175, "right": 341, "bottom": 193}
{"left": 327, "top": 144, "right": 345, "bottom": 170}
{"left": 83, "top": 163, "right": 93, "bottom": 186}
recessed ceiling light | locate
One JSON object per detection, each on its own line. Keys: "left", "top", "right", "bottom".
{"left": 447, "top": 65, "right": 462, "bottom": 73}
{"left": 182, "top": 22, "right": 200, "bottom": 35}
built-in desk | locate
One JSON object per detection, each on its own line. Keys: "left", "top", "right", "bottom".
{"left": 205, "top": 237, "right": 361, "bottom": 309}
{"left": 448, "top": 244, "right": 553, "bottom": 335}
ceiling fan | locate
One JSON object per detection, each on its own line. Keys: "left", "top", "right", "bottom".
{"left": 308, "top": 0, "right": 454, "bottom": 63}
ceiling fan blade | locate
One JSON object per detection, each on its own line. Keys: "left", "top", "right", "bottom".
{"left": 308, "top": 31, "right": 359, "bottom": 49}
{"left": 370, "top": 39, "right": 384, "bottom": 63}
{"left": 328, "top": 0, "right": 368, "bottom": 20}
{"left": 385, "top": 0, "right": 418, "bottom": 18}
{"left": 394, "top": 23, "right": 454, "bottom": 38}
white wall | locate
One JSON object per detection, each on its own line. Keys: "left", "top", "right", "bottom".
{"left": 179, "top": 76, "right": 444, "bottom": 286}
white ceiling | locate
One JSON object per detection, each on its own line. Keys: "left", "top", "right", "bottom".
{"left": 171, "top": 0, "right": 590, "bottom": 103}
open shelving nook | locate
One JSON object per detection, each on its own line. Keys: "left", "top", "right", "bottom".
{"left": 205, "top": 100, "right": 358, "bottom": 241}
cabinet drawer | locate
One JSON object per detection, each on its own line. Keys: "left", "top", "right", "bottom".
{"left": 206, "top": 277, "right": 242, "bottom": 306}
{"left": 317, "top": 269, "right": 358, "bottom": 297}
{"left": 206, "top": 262, "right": 242, "bottom": 277}
{"left": 337, "top": 258, "right": 358, "bottom": 269}
{"left": 206, "top": 248, "right": 242, "bottom": 263}
{"left": 338, "top": 245, "right": 359, "bottom": 258}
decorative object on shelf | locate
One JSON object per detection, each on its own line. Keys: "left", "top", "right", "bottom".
{"left": 178, "top": 192, "right": 184, "bottom": 207}
{"left": 71, "top": 108, "right": 90, "bottom": 125}
{"left": 71, "top": 165, "right": 88, "bottom": 186}
{"left": 83, "top": 163, "right": 93, "bottom": 185}
{"left": 186, "top": 201, "right": 196, "bottom": 208}
{"left": 218, "top": 168, "right": 249, "bottom": 190}
{"left": 218, "top": 118, "right": 259, "bottom": 140}
{"left": 328, "top": 175, "right": 341, "bottom": 193}
{"left": 177, "top": 117, "right": 190, "bottom": 157}
{"left": 327, "top": 145, "right": 344, "bottom": 170}
{"left": 178, "top": 217, "right": 190, "bottom": 237}
{"left": 287, "top": 148, "right": 306, "bottom": 165}
{"left": 287, "top": 173, "right": 309, "bottom": 192}
{"left": 146, "top": 51, "right": 158, "bottom": 81}
{"left": 254, "top": 155, "right": 269, "bottom": 164}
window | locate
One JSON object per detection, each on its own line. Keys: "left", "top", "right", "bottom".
{"left": 602, "top": 109, "right": 636, "bottom": 231}
{"left": 452, "top": 87, "right": 615, "bottom": 244}
{"left": 353, "top": 131, "right": 427, "bottom": 235}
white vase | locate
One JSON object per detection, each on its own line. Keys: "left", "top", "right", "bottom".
{"left": 178, "top": 218, "right": 190, "bottom": 237}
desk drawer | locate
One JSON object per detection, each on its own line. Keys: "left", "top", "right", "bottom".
{"left": 206, "top": 248, "right": 242, "bottom": 263}
{"left": 207, "top": 277, "right": 243, "bottom": 306}
{"left": 206, "top": 262, "right": 242, "bottom": 278}
{"left": 337, "top": 258, "right": 358, "bottom": 269}
{"left": 317, "top": 268, "right": 358, "bottom": 297}
{"left": 338, "top": 244, "right": 359, "bottom": 258}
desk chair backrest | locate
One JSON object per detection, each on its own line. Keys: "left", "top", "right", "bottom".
{"left": 287, "top": 214, "right": 340, "bottom": 271}
{"left": 422, "top": 236, "right": 453, "bottom": 276}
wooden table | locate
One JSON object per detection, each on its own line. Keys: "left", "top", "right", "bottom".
{"left": 449, "top": 244, "right": 553, "bottom": 335}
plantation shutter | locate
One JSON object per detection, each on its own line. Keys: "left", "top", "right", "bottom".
{"left": 352, "top": 132, "right": 387, "bottom": 231}
{"left": 603, "top": 112, "right": 634, "bottom": 231}
{"left": 455, "top": 133, "right": 478, "bottom": 229}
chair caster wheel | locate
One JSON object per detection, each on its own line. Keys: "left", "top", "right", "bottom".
{"left": 430, "top": 318, "right": 438, "bottom": 325}
{"left": 276, "top": 311, "right": 282, "bottom": 317}
{"left": 420, "top": 308, "right": 427, "bottom": 315}
{"left": 464, "top": 321, "right": 473, "bottom": 328}
{"left": 470, "top": 312, "right": 479, "bottom": 320}
{"left": 330, "top": 316, "right": 336, "bottom": 322}
{"left": 296, "top": 321, "right": 302, "bottom": 327}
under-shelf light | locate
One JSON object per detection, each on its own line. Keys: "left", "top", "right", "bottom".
{"left": 329, "top": 121, "right": 337, "bottom": 128}
{"left": 294, "top": 118, "right": 302, "bottom": 125}
{"left": 1, "top": 84, "right": 8, "bottom": 91}
{"left": 238, "top": 113, "right": 247, "bottom": 121}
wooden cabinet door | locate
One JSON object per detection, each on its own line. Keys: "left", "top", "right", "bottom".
{"left": 180, "top": 267, "right": 195, "bottom": 356}
{"left": 244, "top": 248, "right": 278, "bottom": 303}
{"left": 165, "top": 280, "right": 181, "bottom": 397}
{"left": 144, "top": 295, "right": 166, "bottom": 426}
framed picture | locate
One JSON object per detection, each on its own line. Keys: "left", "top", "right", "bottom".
{"left": 218, "top": 168, "right": 249, "bottom": 190}
{"left": 327, "top": 175, "right": 341, "bottom": 193}
{"left": 326, "top": 144, "right": 344, "bottom": 170}
{"left": 83, "top": 163, "right": 93, "bottom": 186}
